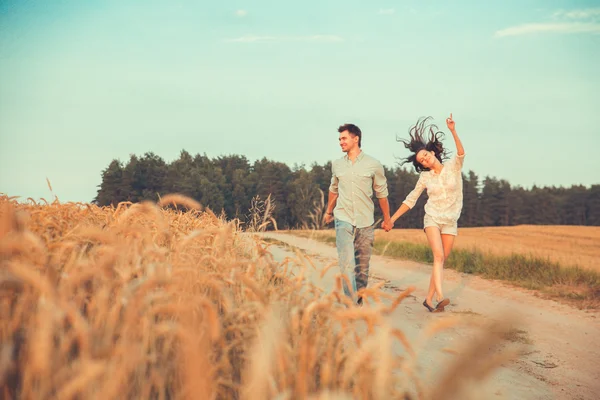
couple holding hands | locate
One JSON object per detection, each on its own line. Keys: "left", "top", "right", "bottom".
{"left": 323, "top": 114, "right": 465, "bottom": 312}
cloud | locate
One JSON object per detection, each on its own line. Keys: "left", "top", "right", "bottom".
{"left": 378, "top": 8, "right": 395, "bottom": 15}
{"left": 235, "top": 9, "right": 247, "bottom": 17}
{"left": 224, "top": 35, "right": 344, "bottom": 43}
{"left": 496, "top": 8, "right": 600, "bottom": 37}
{"left": 553, "top": 8, "right": 600, "bottom": 20}
{"left": 495, "top": 22, "right": 600, "bottom": 37}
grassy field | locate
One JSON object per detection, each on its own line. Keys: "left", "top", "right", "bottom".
{"left": 294, "top": 225, "right": 600, "bottom": 272}
{"left": 0, "top": 194, "right": 520, "bottom": 400}
{"left": 289, "top": 226, "right": 600, "bottom": 308}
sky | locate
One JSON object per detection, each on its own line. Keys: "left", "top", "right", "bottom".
{"left": 1, "top": 0, "right": 599, "bottom": 203}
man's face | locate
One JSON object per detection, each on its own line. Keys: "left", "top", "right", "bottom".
{"left": 339, "top": 130, "right": 358, "bottom": 153}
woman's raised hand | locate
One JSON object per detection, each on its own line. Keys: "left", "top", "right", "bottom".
{"left": 446, "top": 113, "right": 455, "bottom": 131}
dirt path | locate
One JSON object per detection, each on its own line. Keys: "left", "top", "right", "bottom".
{"left": 261, "top": 232, "right": 600, "bottom": 400}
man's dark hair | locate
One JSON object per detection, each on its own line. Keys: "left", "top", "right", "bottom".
{"left": 338, "top": 123, "right": 362, "bottom": 147}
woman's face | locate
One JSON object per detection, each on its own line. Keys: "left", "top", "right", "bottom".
{"left": 416, "top": 149, "right": 436, "bottom": 169}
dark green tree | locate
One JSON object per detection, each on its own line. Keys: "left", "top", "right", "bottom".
{"left": 166, "top": 150, "right": 196, "bottom": 197}
{"left": 287, "top": 168, "right": 322, "bottom": 228}
{"left": 586, "top": 185, "right": 600, "bottom": 225}
{"left": 252, "top": 158, "right": 292, "bottom": 227}
{"left": 93, "top": 152, "right": 599, "bottom": 228}
{"left": 459, "top": 170, "right": 479, "bottom": 227}
{"left": 93, "top": 159, "right": 125, "bottom": 206}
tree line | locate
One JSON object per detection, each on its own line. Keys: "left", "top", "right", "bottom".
{"left": 93, "top": 151, "right": 600, "bottom": 229}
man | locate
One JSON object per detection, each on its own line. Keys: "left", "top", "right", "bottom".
{"left": 323, "top": 123, "right": 392, "bottom": 305}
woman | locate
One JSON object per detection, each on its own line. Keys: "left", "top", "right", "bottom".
{"left": 387, "top": 113, "right": 465, "bottom": 312}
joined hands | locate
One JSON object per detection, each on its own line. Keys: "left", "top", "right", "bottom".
{"left": 381, "top": 219, "right": 394, "bottom": 232}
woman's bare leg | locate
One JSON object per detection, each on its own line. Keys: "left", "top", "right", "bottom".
{"left": 425, "top": 227, "right": 445, "bottom": 304}
{"left": 441, "top": 233, "right": 456, "bottom": 284}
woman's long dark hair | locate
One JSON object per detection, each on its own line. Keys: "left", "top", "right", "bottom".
{"left": 397, "top": 116, "right": 449, "bottom": 172}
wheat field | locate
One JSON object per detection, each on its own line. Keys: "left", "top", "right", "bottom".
{"left": 0, "top": 194, "right": 519, "bottom": 399}
{"left": 383, "top": 225, "right": 600, "bottom": 272}
{"left": 296, "top": 225, "right": 600, "bottom": 272}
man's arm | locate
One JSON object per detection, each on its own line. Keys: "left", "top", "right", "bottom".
{"left": 378, "top": 197, "right": 392, "bottom": 231}
{"left": 326, "top": 191, "right": 339, "bottom": 214}
{"left": 373, "top": 161, "right": 392, "bottom": 231}
{"left": 324, "top": 164, "right": 339, "bottom": 225}
{"left": 323, "top": 191, "right": 338, "bottom": 224}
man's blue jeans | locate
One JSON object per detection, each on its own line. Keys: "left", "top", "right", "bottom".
{"left": 334, "top": 219, "right": 375, "bottom": 299}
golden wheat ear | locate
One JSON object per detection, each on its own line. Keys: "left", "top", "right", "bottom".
{"left": 157, "top": 193, "right": 203, "bottom": 211}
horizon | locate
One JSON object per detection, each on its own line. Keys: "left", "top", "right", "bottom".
{"left": 1, "top": 0, "right": 599, "bottom": 203}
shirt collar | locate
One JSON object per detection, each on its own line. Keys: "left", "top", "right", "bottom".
{"left": 344, "top": 150, "right": 364, "bottom": 162}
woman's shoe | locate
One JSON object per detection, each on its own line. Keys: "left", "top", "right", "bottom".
{"left": 435, "top": 298, "right": 450, "bottom": 312}
{"left": 423, "top": 300, "right": 435, "bottom": 312}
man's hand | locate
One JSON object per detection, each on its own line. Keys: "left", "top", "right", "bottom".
{"left": 323, "top": 212, "right": 334, "bottom": 225}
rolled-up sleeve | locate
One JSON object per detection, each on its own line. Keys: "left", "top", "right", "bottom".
{"left": 454, "top": 153, "right": 466, "bottom": 172}
{"left": 328, "top": 164, "right": 339, "bottom": 193}
{"left": 402, "top": 174, "right": 426, "bottom": 209}
{"left": 373, "top": 162, "right": 389, "bottom": 198}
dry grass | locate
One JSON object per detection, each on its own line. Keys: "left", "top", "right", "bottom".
{"left": 293, "top": 225, "right": 600, "bottom": 272}
{"left": 385, "top": 226, "right": 600, "bottom": 272}
{"left": 0, "top": 194, "right": 520, "bottom": 399}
